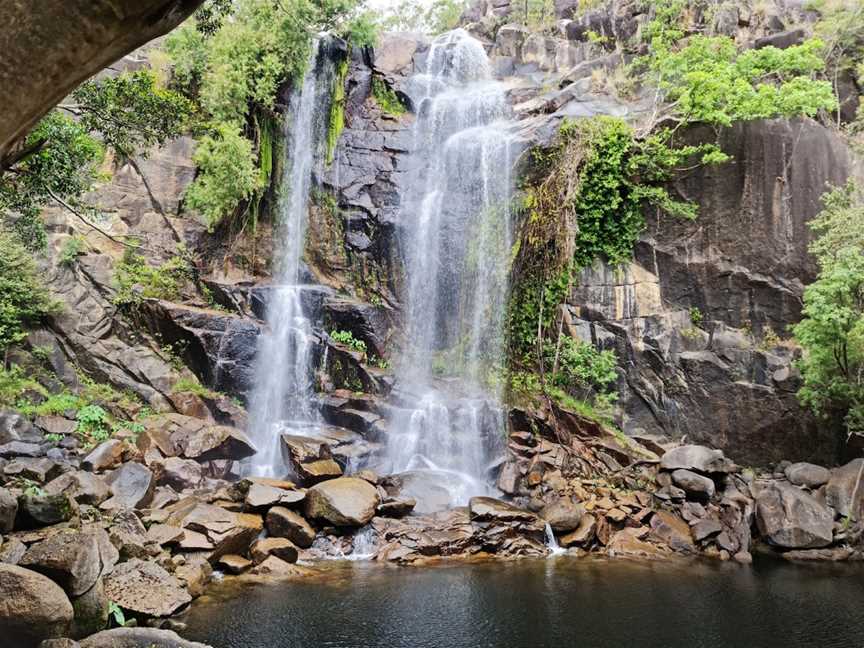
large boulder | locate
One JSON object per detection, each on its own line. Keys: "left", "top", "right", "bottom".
{"left": 265, "top": 507, "right": 316, "bottom": 548}
{"left": 785, "top": 462, "right": 831, "bottom": 489}
{"left": 250, "top": 537, "right": 299, "bottom": 564}
{"left": 71, "top": 576, "right": 109, "bottom": 638}
{"left": 825, "top": 458, "right": 864, "bottom": 521}
{"left": 152, "top": 457, "right": 203, "bottom": 491}
{"left": 539, "top": 497, "right": 584, "bottom": 532}
{"left": 17, "top": 493, "right": 78, "bottom": 528}
{"left": 140, "top": 414, "right": 256, "bottom": 462}
{"left": 102, "top": 559, "right": 191, "bottom": 618}
{"left": 44, "top": 472, "right": 110, "bottom": 506}
{"left": 660, "top": 445, "right": 736, "bottom": 474}
{"left": 756, "top": 481, "right": 834, "bottom": 549}
{"left": 0, "top": 563, "right": 74, "bottom": 645}
{"left": 19, "top": 530, "right": 101, "bottom": 596}
{"left": 671, "top": 469, "right": 716, "bottom": 499}
{"left": 305, "top": 477, "right": 380, "bottom": 527}
{"left": 78, "top": 627, "right": 212, "bottom": 648}
{"left": 281, "top": 434, "right": 342, "bottom": 484}
{"left": 101, "top": 463, "right": 154, "bottom": 510}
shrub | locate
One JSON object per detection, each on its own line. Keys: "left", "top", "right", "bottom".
{"left": 330, "top": 330, "right": 367, "bottom": 354}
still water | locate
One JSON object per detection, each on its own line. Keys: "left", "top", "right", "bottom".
{"left": 183, "top": 557, "right": 864, "bottom": 648}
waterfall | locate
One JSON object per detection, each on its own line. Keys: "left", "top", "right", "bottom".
{"left": 245, "top": 44, "right": 323, "bottom": 477}
{"left": 544, "top": 522, "right": 565, "bottom": 556}
{"left": 384, "top": 30, "right": 519, "bottom": 508}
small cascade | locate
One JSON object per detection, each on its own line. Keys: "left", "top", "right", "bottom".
{"left": 349, "top": 526, "right": 377, "bottom": 560}
{"left": 381, "top": 29, "right": 520, "bottom": 509}
{"left": 244, "top": 43, "right": 324, "bottom": 477}
{"left": 544, "top": 522, "right": 565, "bottom": 556}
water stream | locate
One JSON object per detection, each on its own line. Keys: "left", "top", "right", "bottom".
{"left": 382, "top": 29, "right": 519, "bottom": 508}
{"left": 245, "top": 43, "right": 323, "bottom": 477}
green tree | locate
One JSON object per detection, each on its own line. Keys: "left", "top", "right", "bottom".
{"left": 794, "top": 181, "right": 864, "bottom": 436}
{"left": 380, "top": 0, "right": 468, "bottom": 34}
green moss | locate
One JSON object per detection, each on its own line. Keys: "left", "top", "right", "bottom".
{"left": 371, "top": 76, "right": 406, "bottom": 116}
{"left": 327, "top": 57, "right": 350, "bottom": 165}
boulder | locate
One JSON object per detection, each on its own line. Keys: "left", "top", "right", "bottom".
{"left": 35, "top": 416, "right": 76, "bottom": 437}
{"left": 5, "top": 457, "right": 64, "bottom": 483}
{"left": 825, "top": 458, "right": 864, "bottom": 521}
{"left": 376, "top": 496, "right": 416, "bottom": 517}
{"left": 0, "top": 563, "right": 74, "bottom": 645}
{"left": 44, "top": 471, "right": 110, "bottom": 506}
{"left": 784, "top": 462, "right": 831, "bottom": 489}
{"left": 165, "top": 500, "right": 262, "bottom": 560}
{"left": 250, "top": 537, "right": 299, "bottom": 564}
{"left": 649, "top": 511, "right": 695, "bottom": 553}
{"left": 539, "top": 497, "right": 584, "bottom": 532}
{"left": 560, "top": 513, "right": 596, "bottom": 547}
{"left": 101, "top": 463, "right": 154, "bottom": 510}
{"left": 0, "top": 536, "right": 27, "bottom": 564}
{"left": 102, "top": 559, "right": 191, "bottom": 618}
{"left": 81, "top": 440, "right": 124, "bottom": 472}
{"left": 266, "top": 506, "right": 316, "bottom": 548}
{"left": 671, "top": 469, "right": 716, "bottom": 499}
{"left": 756, "top": 481, "right": 834, "bottom": 549}
{"left": 78, "top": 628, "right": 212, "bottom": 648}
{"left": 281, "top": 434, "right": 343, "bottom": 484}
{"left": 244, "top": 482, "right": 305, "bottom": 509}
{"left": 0, "top": 410, "right": 42, "bottom": 444}
{"left": 692, "top": 518, "right": 723, "bottom": 542}
{"left": 0, "top": 440, "right": 44, "bottom": 458}
{"left": 176, "top": 424, "right": 256, "bottom": 462}
{"left": 0, "top": 486, "right": 17, "bottom": 532}
{"left": 19, "top": 530, "right": 101, "bottom": 596}
{"left": 71, "top": 576, "right": 109, "bottom": 638}
{"left": 217, "top": 554, "right": 252, "bottom": 575}
{"left": 469, "top": 497, "right": 541, "bottom": 525}
{"left": 153, "top": 457, "right": 203, "bottom": 490}
{"left": 305, "top": 477, "right": 381, "bottom": 527}
{"left": 660, "top": 445, "right": 736, "bottom": 474}
{"left": 17, "top": 493, "right": 78, "bottom": 528}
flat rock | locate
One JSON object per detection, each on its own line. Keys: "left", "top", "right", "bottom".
{"left": 0, "top": 440, "right": 43, "bottom": 458}
{"left": 266, "top": 506, "right": 316, "bottom": 548}
{"left": 44, "top": 471, "right": 110, "bottom": 505}
{"left": 469, "top": 497, "right": 540, "bottom": 524}
{"left": 103, "top": 558, "right": 191, "bottom": 618}
{"left": 305, "top": 477, "right": 381, "bottom": 527}
{"left": 19, "top": 530, "right": 101, "bottom": 596}
{"left": 250, "top": 537, "right": 299, "bottom": 564}
{"left": 245, "top": 482, "right": 306, "bottom": 509}
{"left": 78, "top": 627, "right": 212, "bottom": 647}
{"left": 217, "top": 554, "right": 252, "bottom": 575}
{"left": 101, "top": 463, "right": 154, "bottom": 510}
{"left": 649, "top": 511, "right": 695, "bottom": 553}
{"left": 35, "top": 416, "right": 77, "bottom": 437}
{"left": 0, "top": 563, "right": 74, "bottom": 645}
{"left": 5, "top": 457, "right": 63, "bottom": 482}
{"left": 660, "top": 445, "right": 736, "bottom": 474}
{"left": 671, "top": 469, "right": 716, "bottom": 499}
{"left": 756, "top": 481, "right": 834, "bottom": 549}
{"left": 784, "top": 462, "right": 831, "bottom": 489}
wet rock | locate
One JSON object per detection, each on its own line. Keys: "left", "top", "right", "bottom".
{"left": 825, "top": 458, "right": 864, "bottom": 521}
{"left": 101, "top": 463, "right": 154, "bottom": 510}
{"left": 376, "top": 496, "right": 416, "bottom": 517}
{"left": 266, "top": 507, "right": 316, "bottom": 548}
{"left": 0, "top": 486, "right": 17, "bottom": 532}
{"left": 281, "top": 434, "right": 343, "bottom": 484}
{"left": 17, "top": 493, "right": 78, "bottom": 528}
{"left": 81, "top": 440, "right": 124, "bottom": 472}
{"left": 671, "top": 469, "right": 716, "bottom": 499}
{"left": 0, "top": 563, "right": 74, "bottom": 645}
{"left": 784, "top": 462, "right": 831, "bottom": 489}
{"left": 217, "top": 554, "right": 251, "bottom": 575}
{"left": 153, "top": 457, "right": 203, "bottom": 491}
{"left": 77, "top": 627, "right": 211, "bottom": 648}
{"left": 660, "top": 445, "right": 736, "bottom": 474}
{"left": 103, "top": 559, "right": 191, "bottom": 618}
{"left": 391, "top": 471, "right": 453, "bottom": 514}
{"left": 649, "top": 511, "right": 695, "bottom": 553}
{"left": 44, "top": 471, "right": 110, "bottom": 506}
{"left": 19, "top": 530, "right": 101, "bottom": 596}
{"left": 250, "top": 537, "right": 299, "bottom": 564}
{"left": 539, "top": 497, "right": 584, "bottom": 532}
{"left": 305, "top": 477, "right": 381, "bottom": 527}
{"left": 607, "top": 527, "right": 666, "bottom": 559}
{"left": 756, "top": 481, "right": 834, "bottom": 549}
{"left": 560, "top": 513, "right": 596, "bottom": 547}
{"left": 71, "top": 576, "right": 109, "bottom": 638}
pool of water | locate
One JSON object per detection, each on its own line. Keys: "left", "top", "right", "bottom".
{"left": 182, "top": 556, "right": 864, "bottom": 648}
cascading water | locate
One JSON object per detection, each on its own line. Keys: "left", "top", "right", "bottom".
{"left": 245, "top": 44, "right": 323, "bottom": 477}
{"left": 383, "top": 30, "right": 519, "bottom": 509}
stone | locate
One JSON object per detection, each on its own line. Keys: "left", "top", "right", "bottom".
{"left": 101, "top": 462, "right": 154, "bottom": 510}
{"left": 539, "top": 497, "right": 584, "bottom": 532}
{"left": 217, "top": 554, "right": 251, "bottom": 575}
{"left": 19, "top": 530, "right": 101, "bottom": 596}
{"left": 0, "top": 440, "right": 44, "bottom": 458}
{"left": 71, "top": 576, "right": 109, "bottom": 638}
{"left": 0, "top": 410, "right": 41, "bottom": 444}
{"left": 153, "top": 457, "right": 203, "bottom": 490}
{"left": 671, "top": 469, "right": 716, "bottom": 499}
{"left": 166, "top": 500, "right": 262, "bottom": 560}
{"left": 649, "top": 511, "right": 695, "bottom": 553}
{"left": 103, "top": 559, "right": 191, "bottom": 618}
{"left": 17, "top": 493, "right": 78, "bottom": 528}
{"left": 469, "top": 497, "right": 542, "bottom": 525}
{"left": 176, "top": 424, "right": 256, "bottom": 462}
{"left": 784, "top": 462, "right": 831, "bottom": 489}
{"left": 281, "top": 434, "right": 343, "bottom": 484}
{"left": 0, "top": 486, "right": 18, "bottom": 532}
{"left": 266, "top": 507, "right": 316, "bottom": 548}
{"left": 305, "top": 477, "right": 381, "bottom": 527}
{"left": 756, "top": 481, "right": 834, "bottom": 549}
{"left": 35, "top": 416, "right": 77, "bottom": 437}
{"left": 173, "top": 553, "right": 213, "bottom": 598}
{"left": 373, "top": 32, "right": 427, "bottom": 75}
{"left": 81, "top": 440, "right": 125, "bottom": 472}
{"left": 560, "top": 513, "right": 596, "bottom": 547}
{"left": 5, "top": 457, "right": 63, "bottom": 483}
{"left": 825, "top": 458, "right": 864, "bottom": 521}
{"left": 376, "top": 496, "right": 416, "bottom": 517}
{"left": 660, "top": 445, "right": 736, "bottom": 474}
{"left": 78, "top": 627, "right": 212, "bottom": 648}
{"left": 250, "top": 537, "right": 299, "bottom": 564}
{"left": 692, "top": 518, "right": 723, "bottom": 542}
{"left": 0, "top": 563, "right": 74, "bottom": 645}
{"left": 146, "top": 523, "right": 184, "bottom": 547}
{"left": 0, "top": 537, "right": 27, "bottom": 564}
{"left": 245, "top": 482, "right": 306, "bottom": 509}
{"left": 44, "top": 471, "right": 110, "bottom": 506}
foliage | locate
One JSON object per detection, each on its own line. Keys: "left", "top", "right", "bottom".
{"left": 163, "top": 0, "right": 372, "bottom": 227}
{"left": 689, "top": 306, "right": 703, "bottom": 328}
{"left": 113, "top": 249, "right": 192, "bottom": 309}
{"left": 379, "top": 0, "right": 468, "bottom": 34}
{"left": 107, "top": 601, "right": 127, "bottom": 628}
{"left": 330, "top": 329, "right": 367, "bottom": 354}
{"left": 515, "top": 0, "right": 556, "bottom": 31}
{"left": 810, "top": 0, "right": 864, "bottom": 83}
{"left": 544, "top": 336, "right": 618, "bottom": 394}
{"left": 0, "top": 367, "right": 44, "bottom": 408}
{"left": 793, "top": 181, "right": 864, "bottom": 436}
{"left": 0, "top": 229, "right": 59, "bottom": 354}
{"left": 371, "top": 76, "right": 407, "bottom": 116}
{"left": 76, "top": 404, "right": 110, "bottom": 442}
{"left": 59, "top": 236, "right": 85, "bottom": 267}
{"left": 327, "top": 57, "right": 350, "bottom": 165}
{"left": 173, "top": 375, "right": 221, "bottom": 399}
{"left": 72, "top": 71, "right": 193, "bottom": 157}
{"left": 0, "top": 112, "right": 103, "bottom": 250}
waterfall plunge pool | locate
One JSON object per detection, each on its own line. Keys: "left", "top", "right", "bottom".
{"left": 181, "top": 556, "right": 864, "bottom": 648}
